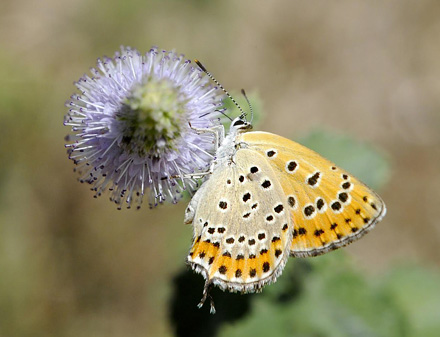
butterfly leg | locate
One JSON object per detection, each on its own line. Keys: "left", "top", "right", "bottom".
{"left": 188, "top": 122, "right": 225, "bottom": 153}
{"left": 170, "top": 171, "right": 212, "bottom": 180}
{"left": 197, "top": 280, "right": 216, "bottom": 314}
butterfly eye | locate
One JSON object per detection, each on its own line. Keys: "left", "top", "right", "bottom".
{"left": 232, "top": 119, "right": 245, "bottom": 127}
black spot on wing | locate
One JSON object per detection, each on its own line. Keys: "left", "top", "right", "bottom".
{"left": 250, "top": 166, "right": 259, "bottom": 174}
{"left": 274, "top": 204, "right": 284, "bottom": 213}
{"left": 338, "top": 192, "right": 348, "bottom": 203}
{"left": 243, "top": 192, "right": 251, "bottom": 202}
{"left": 262, "top": 262, "right": 270, "bottom": 272}
{"left": 307, "top": 172, "right": 320, "bottom": 186}
{"left": 219, "top": 201, "right": 227, "bottom": 209}
{"left": 287, "top": 161, "right": 298, "bottom": 172}
{"left": 331, "top": 201, "right": 342, "bottom": 211}
{"left": 304, "top": 205, "right": 315, "bottom": 217}
{"left": 261, "top": 180, "right": 271, "bottom": 189}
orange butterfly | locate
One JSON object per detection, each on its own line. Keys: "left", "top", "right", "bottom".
{"left": 184, "top": 60, "right": 386, "bottom": 313}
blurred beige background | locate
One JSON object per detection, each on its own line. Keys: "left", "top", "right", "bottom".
{"left": 0, "top": 0, "right": 439, "bottom": 336}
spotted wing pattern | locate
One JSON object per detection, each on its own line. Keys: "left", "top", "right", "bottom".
{"left": 240, "top": 131, "right": 386, "bottom": 257}
{"left": 185, "top": 148, "right": 293, "bottom": 293}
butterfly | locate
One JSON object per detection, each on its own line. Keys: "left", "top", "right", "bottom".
{"left": 184, "top": 60, "right": 386, "bottom": 314}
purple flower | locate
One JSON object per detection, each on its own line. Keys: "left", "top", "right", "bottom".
{"left": 65, "top": 46, "right": 224, "bottom": 209}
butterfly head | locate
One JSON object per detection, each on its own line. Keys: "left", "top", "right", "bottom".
{"left": 230, "top": 117, "right": 252, "bottom": 134}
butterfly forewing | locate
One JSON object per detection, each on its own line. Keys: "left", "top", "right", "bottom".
{"left": 240, "top": 131, "right": 386, "bottom": 257}
{"left": 186, "top": 148, "right": 293, "bottom": 292}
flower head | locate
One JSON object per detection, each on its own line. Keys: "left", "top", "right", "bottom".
{"left": 65, "top": 46, "right": 224, "bottom": 209}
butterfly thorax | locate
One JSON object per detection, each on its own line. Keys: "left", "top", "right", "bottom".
{"left": 214, "top": 118, "right": 252, "bottom": 167}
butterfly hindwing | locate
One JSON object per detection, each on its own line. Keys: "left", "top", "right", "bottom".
{"left": 240, "top": 131, "right": 386, "bottom": 257}
{"left": 186, "top": 148, "right": 293, "bottom": 292}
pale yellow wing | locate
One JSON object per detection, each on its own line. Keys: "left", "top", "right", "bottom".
{"left": 185, "top": 148, "right": 293, "bottom": 293}
{"left": 240, "top": 131, "right": 386, "bottom": 257}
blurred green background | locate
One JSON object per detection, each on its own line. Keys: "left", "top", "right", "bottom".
{"left": 1, "top": 0, "right": 440, "bottom": 336}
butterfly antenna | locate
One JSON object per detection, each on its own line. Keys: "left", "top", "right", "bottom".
{"left": 217, "top": 109, "right": 233, "bottom": 121}
{"left": 199, "top": 108, "right": 232, "bottom": 121}
{"left": 195, "top": 59, "right": 246, "bottom": 120}
{"left": 241, "top": 89, "right": 253, "bottom": 124}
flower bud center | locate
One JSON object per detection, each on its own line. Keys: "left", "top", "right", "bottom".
{"left": 117, "top": 77, "right": 188, "bottom": 156}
